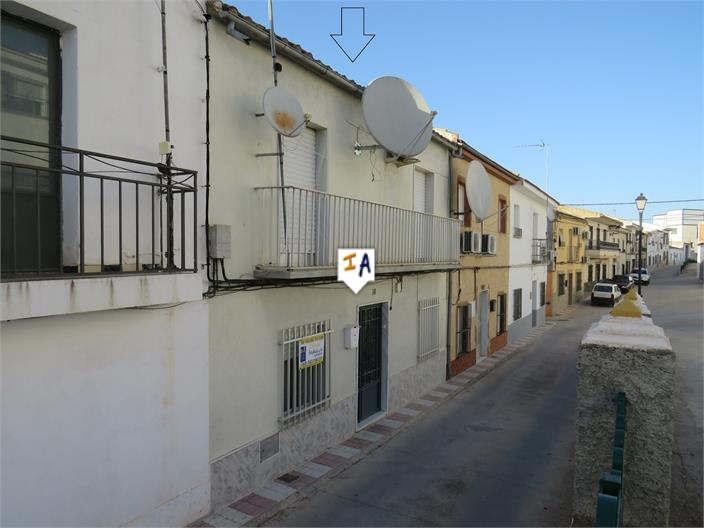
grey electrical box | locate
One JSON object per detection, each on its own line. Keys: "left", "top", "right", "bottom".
{"left": 208, "top": 224, "right": 231, "bottom": 259}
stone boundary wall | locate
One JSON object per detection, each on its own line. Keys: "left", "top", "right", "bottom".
{"left": 573, "top": 301, "right": 674, "bottom": 526}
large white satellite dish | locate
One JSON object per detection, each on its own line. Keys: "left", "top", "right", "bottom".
{"left": 361, "top": 76, "right": 436, "bottom": 158}
{"left": 262, "top": 86, "right": 306, "bottom": 137}
{"left": 465, "top": 160, "right": 491, "bottom": 221}
{"left": 547, "top": 203, "right": 555, "bottom": 221}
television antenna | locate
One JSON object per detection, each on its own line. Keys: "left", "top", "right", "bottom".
{"left": 516, "top": 140, "right": 551, "bottom": 232}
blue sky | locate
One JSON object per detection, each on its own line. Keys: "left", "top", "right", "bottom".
{"left": 234, "top": 0, "right": 703, "bottom": 220}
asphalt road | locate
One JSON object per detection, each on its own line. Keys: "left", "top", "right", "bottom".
{"left": 262, "top": 265, "right": 702, "bottom": 526}
{"left": 264, "top": 299, "right": 608, "bottom": 526}
{"left": 645, "top": 265, "right": 703, "bottom": 527}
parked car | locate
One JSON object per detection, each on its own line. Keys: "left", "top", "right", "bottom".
{"left": 591, "top": 282, "right": 622, "bottom": 306}
{"left": 629, "top": 268, "right": 650, "bottom": 285}
{"left": 613, "top": 274, "right": 635, "bottom": 293}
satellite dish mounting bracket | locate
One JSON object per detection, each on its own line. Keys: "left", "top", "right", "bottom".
{"left": 353, "top": 141, "right": 381, "bottom": 156}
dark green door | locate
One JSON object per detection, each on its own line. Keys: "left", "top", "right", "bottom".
{"left": 358, "top": 304, "right": 383, "bottom": 422}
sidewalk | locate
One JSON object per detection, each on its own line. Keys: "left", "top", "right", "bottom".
{"left": 191, "top": 320, "right": 557, "bottom": 528}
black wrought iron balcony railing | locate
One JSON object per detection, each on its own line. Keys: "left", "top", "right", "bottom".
{"left": 588, "top": 240, "right": 620, "bottom": 251}
{"left": 1, "top": 135, "right": 197, "bottom": 280}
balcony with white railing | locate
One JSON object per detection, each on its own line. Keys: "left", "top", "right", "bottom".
{"left": 254, "top": 186, "right": 460, "bottom": 278}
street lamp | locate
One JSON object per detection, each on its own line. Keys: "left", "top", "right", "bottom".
{"left": 635, "top": 193, "right": 647, "bottom": 295}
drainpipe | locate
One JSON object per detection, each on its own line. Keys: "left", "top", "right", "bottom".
{"left": 446, "top": 148, "right": 454, "bottom": 380}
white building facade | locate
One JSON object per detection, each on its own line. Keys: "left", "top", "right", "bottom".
{"left": 507, "top": 179, "right": 554, "bottom": 344}
{"left": 205, "top": 2, "right": 458, "bottom": 510}
{"left": 1, "top": 1, "right": 210, "bottom": 526}
{"left": 642, "top": 224, "right": 670, "bottom": 269}
{"left": 652, "top": 208, "right": 704, "bottom": 260}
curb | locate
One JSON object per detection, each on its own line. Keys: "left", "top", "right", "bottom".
{"left": 191, "top": 322, "right": 556, "bottom": 528}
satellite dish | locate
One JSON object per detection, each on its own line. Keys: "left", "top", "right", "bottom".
{"left": 465, "top": 160, "right": 491, "bottom": 221}
{"left": 362, "top": 76, "right": 436, "bottom": 158}
{"left": 547, "top": 203, "right": 555, "bottom": 221}
{"left": 262, "top": 86, "right": 306, "bottom": 137}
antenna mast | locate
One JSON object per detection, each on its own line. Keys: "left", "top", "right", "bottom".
{"left": 267, "top": 0, "right": 289, "bottom": 266}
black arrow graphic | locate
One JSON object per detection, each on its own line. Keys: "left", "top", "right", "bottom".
{"left": 330, "top": 7, "right": 376, "bottom": 63}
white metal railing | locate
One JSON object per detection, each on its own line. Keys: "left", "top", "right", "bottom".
{"left": 418, "top": 297, "right": 441, "bottom": 361}
{"left": 256, "top": 186, "right": 460, "bottom": 269}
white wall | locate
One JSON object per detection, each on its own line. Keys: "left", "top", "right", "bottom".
{"left": 1, "top": 302, "right": 210, "bottom": 527}
{"left": 1, "top": 2, "right": 211, "bottom": 525}
{"left": 210, "top": 262, "right": 447, "bottom": 460}
{"left": 508, "top": 183, "right": 549, "bottom": 323}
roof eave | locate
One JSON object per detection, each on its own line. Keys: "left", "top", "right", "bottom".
{"left": 208, "top": 0, "right": 365, "bottom": 98}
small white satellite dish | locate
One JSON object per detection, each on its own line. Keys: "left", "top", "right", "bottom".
{"left": 547, "top": 203, "right": 555, "bottom": 221}
{"left": 262, "top": 86, "right": 306, "bottom": 137}
{"left": 465, "top": 160, "right": 491, "bottom": 221}
{"left": 361, "top": 76, "right": 436, "bottom": 158}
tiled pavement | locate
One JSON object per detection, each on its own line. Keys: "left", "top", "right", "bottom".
{"left": 190, "top": 322, "right": 555, "bottom": 528}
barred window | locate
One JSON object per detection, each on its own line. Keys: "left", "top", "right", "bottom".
{"left": 457, "top": 304, "right": 471, "bottom": 355}
{"left": 281, "top": 320, "right": 332, "bottom": 427}
{"left": 497, "top": 294, "right": 507, "bottom": 335}
{"left": 418, "top": 297, "right": 440, "bottom": 361}
{"left": 558, "top": 274, "right": 566, "bottom": 295}
{"left": 576, "top": 272, "right": 583, "bottom": 291}
{"left": 513, "top": 289, "right": 522, "bottom": 321}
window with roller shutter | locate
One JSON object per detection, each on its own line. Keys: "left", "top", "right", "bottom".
{"left": 279, "top": 128, "right": 318, "bottom": 266}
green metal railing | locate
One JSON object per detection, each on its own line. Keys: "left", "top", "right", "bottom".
{"left": 595, "top": 392, "right": 626, "bottom": 527}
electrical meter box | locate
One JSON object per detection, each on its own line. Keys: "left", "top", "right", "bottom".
{"left": 208, "top": 224, "right": 231, "bottom": 259}
{"left": 343, "top": 325, "right": 360, "bottom": 349}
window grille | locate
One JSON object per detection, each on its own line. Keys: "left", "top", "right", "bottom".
{"left": 558, "top": 274, "right": 566, "bottom": 295}
{"left": 513, "top": 288, "right": 523, "bottom": 321}
{"left": 418, "top": 297, "right": 440, "bottom": 361}
{"left": 576, "top": 272, "right": 583, "bottom": 291}
{"left": 457, "top": 303, "right": 471, "bottom": 355}
{"left": 499, "top": 198, "right": 507, "bottom": 233}
{"left": 280, "top": 320, "right": 332, "bottom": 427}
{"left": 497, "top": 294, "right": 507, "bottom": 335}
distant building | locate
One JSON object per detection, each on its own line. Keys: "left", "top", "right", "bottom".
{"left": 508, "top": 178, "right": 556, "bottom": 344}
{"left": 652, "top": 208, "right": 704, "bottom": 260}
{"left": 642, "top": 223, "right": 670, "bottom": 269}
{"left": 550, "top": 209, "right": 588, "bottom": 315}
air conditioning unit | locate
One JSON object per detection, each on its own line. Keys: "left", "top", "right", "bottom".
{"left": 471, "top": 232, "right": 482, "bottom": 253}
{"left": 513, "top": 227, "right": 523, "bottom": 238}
{"left": 488, "top": 234, "right": 497, "bottom": 255}
{"left": 460, "top": 232, "right": 472, "bottom": 253}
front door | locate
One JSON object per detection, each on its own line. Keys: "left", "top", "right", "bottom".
{"left": 478, "top": 290, "right": 489, "bottom": 360}
{"left": 531, "top": 280, "right": 538, "bottom": 327}
{"left": 358, "top": 303, "right": 383, "bottom": 422}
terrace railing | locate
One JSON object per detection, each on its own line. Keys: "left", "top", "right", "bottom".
{"left": 1, "top": 135, "right": 197, "bottom": 280}
{"left": 255, "top": 186, "right": 459, "bottom": 271}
